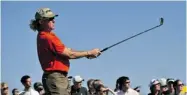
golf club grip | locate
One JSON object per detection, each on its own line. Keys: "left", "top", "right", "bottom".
{"left": 101, "top": 48, "right": 109, "bottom": 52}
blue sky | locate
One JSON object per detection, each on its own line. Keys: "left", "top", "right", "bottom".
{"left": 1, "top": 1, "right": 186, "bottom": 94}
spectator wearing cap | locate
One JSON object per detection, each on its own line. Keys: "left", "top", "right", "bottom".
{"left": 19, "top": 75, "right": 39, "bottom": 95}
{"left": 116, "top": 76, "right": 139, "bottom": 95}
{"left": 71, "top": 75, "right": 88, "bottom": 95}
{"left": 167, "top": 78, "right": 175, "bottom": 95}
{"left": 33, "top": 82, "right": 45, "bottom": 95}
{"left": 1, "top": 82, "right": 9, "bottom": 95}
{"left": 148, "top": 79, "right": 162, "bottom": 95}
{"left": 31, "top": 7, "right": 101, "bottom": 95}
{"left": 173, "top": 79, "right": 184, "bottom": 95}
{"left": 159, "top": 78, "right": 170, "bottom": 95}
{"left": 12, "top": 88, "right": 19, "bottom": 95}
{"left": 87, "top": 79, "right": 96, "bottom": 95}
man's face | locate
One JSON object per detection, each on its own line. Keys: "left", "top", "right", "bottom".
{"left": 1, "top": 85, "right": 9, "bottom": 95}
{"left": 13, "top": 89, "right": 19, "bottom": 95}
{"left": 167, "top": 82, "right": 174, "bottom": 90}
{"left": 98, "top": 86, "right": 108, "bottom": 95}
{"left": 123, "top": 80, "right": 130, "bottom": 90}
{"left": 24, "top": 78, "right": 32, "bottom": 88}
{"left": 177, "top": 81, "right": 183, "bottom": 92}
{"left": 153, "top": 83, "right": 161, "bottom": 91}
{"left": 41, "top": 17, "right": 55, "bottom": 30}
{"left": 161, "top": 85, "right": 168, "bottom": 92}
{"left": 74, "top": 82, "right": 82, "bottom": 89}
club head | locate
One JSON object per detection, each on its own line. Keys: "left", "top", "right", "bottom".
{"left": 160, "top": 18, "right": 164, "bottom": 25}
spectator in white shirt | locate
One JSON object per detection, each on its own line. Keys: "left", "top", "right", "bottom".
{"left": 116, "top": 76, "right": 139, "bottom": 95}
{"left": 19, "top": 75, "right": 39, "bottom": 95}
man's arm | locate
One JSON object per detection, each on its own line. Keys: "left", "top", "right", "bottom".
{"left": 49, "top": 37, "right": 100, "bottom": 59}
{"left": 60, "top": 47, "right": 90, "bottom": 59}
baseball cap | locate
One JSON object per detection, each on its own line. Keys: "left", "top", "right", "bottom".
{"left": 159, "top": 78, "right": 167, "bottom": 86}
{"left": 73, "top": 75, "right": 84, "bottom": 82}
{"left": 149, "top": 79, "right": 160, "bottom": 87}
{"left": 167, "top": 78, "right": 175, "bottom": 83}
{"left": 35, "top": 8, "right": 58, "bottom": 20}
{"left": 34, "top": 82, "right": 43, "bottom": 90}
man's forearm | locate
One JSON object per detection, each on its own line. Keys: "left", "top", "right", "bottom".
{"left": 60, "top": 48, "right": 89, "bottom": 59}
{"left": 68, "top": 51, "right": 89, "bottom": 59}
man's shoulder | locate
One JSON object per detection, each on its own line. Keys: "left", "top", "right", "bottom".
{"left": 80, "top": 87, "right": 88, "bottom": 92}
{"left": 31, "top": 89, "right": 40, "bottom": 95}
{"left": 19, "top": 91, "right": 25, "bottom": 95}
{"left": 128, "top": 88, "right": 139, "bottom": 95}
{"left": 38, "top": 31, "right": 56, "bottom": 41}
{"left": 81, "top": 87, "right": 87, "bottom": 90}
{"left": 116, "top": 90, "right": 123, "bottom": 95}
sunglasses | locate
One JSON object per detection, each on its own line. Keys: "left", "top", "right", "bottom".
{"left": 2, "top": 87, "right": 8, "bottom": 90}
{"left": 161, "top": 85, "right": 168, "bottom": 88}
{"left": 177, "top": 84, "right": 184, "bottom": 86}
{"left": 47, "top": 17, "right": 55, "bottom": 21}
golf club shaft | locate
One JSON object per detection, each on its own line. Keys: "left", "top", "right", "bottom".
{"left": 101, "top": 24, "right": 163, "bottom": 52}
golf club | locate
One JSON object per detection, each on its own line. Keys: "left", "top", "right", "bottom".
{"left": 100, "top": 18, "right": 164, "bottom": 52}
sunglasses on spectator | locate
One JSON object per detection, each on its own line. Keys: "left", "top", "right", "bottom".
{"left": 161, "top": 85, "right": 167, "bottom": 88}
{"left": 2, "top": 87, "right": 8, "bottom": 90}
{"left": 178, "top": 84, "right": 184, "bottom": 86}
{"left": 125, "top": 81, "right": 130, "bottom": 84}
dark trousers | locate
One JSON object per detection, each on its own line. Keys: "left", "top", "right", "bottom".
{"left": 42, "top": 71, "right": 70, "bottom": 95}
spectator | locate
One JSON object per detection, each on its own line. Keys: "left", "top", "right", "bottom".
{"left": 30, "top": 7, "right": 101, "bottom": 95}
{"left": 159, "top": 78, "right": 169, "bottom": 95}
{"left": 116, "top": 76, "right": 139, "bottom": 95}
{"left": 19, "top": 75, "right": 39, "bottom": 95}
{"left": 93, "top": 81, "right": 115, "bottom": 95}
{"left": 87, "top": 79, "right": 96, "bottom": 95}
{"left": 167, "top": 78, "right": 175, "bottom": 95}
{"left": 33, "top": 82, "right": 45, "bottom": 95}
{"left": 93, "top": 79, "right": 104, "bottom": 90}
{"left": 71, "top": 75, "right": 88, "bottom": 95}
{"left": 173, "top": 79, "right": 184, "bottom": 95}
{"left": 12, "top": 88, "right": 19, "bottom": 95}
{"left": 148, "top": 79, "right": 162, "bottom": 95}
{"left": 95, "top": 84, "right": 110, "bottom": 95}
{"left": 1, "top": 82, "right": 9, "bottom": 95}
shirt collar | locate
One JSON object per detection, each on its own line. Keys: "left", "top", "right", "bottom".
{"left": 39, "top": 31, "right": 56, "bottom": 36}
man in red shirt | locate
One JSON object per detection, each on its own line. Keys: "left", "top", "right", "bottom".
{"left": 29, "top": 8, "right": 101, "bottom": 95}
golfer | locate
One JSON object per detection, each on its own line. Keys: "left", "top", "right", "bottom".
{"left": 29, "top": 8, "right": 101, "bottom": 95}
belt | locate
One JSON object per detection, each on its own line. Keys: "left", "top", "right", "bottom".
{"left": 44, "top": 70, "right": 68, "bottom": 76}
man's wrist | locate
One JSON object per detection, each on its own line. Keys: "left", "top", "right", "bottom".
{"left": 86, "top": 51, "right": 91, "bottom": 56}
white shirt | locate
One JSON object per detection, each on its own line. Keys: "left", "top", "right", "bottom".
{"left": 19, "top": 88, "right": 39, "bottom": 95}
{"left": 116, "top": 88, "right": 139, "bottom": 95}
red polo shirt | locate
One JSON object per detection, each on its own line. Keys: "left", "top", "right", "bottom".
{"left": 37, "top": 31, "right": 70, "bottom": 72}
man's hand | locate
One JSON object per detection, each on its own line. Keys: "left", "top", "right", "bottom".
{"left": 86, "top": 48, "right": 101, "bottom": 59}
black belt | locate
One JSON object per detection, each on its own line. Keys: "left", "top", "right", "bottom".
{"left": 44, "top": 70, "right": 68, "bottom": 76}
